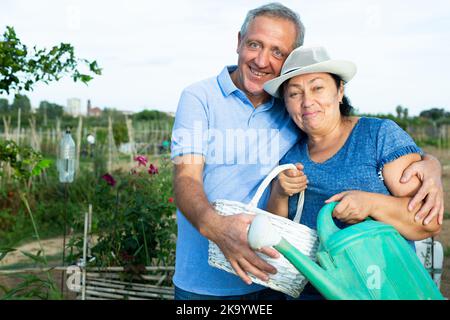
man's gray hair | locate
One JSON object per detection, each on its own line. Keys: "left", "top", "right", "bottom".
{"left": 240, "top": 2, "right": 305, "bottom": 49}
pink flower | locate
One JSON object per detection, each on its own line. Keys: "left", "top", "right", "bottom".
{"left": 148, "top": 164, "right": 159, "bottom": 175}
{"left": 168, "top": 197, "right": 174, "bottom": 203}
{"left": 101, "top": 173, "right": 116, "bottom": 186}
{"left": 134, "top": 155, "right": 148, "bottom": 167}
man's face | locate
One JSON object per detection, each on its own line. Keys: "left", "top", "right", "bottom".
{"left": 234, "top": 16, "right": 297, "bottom": 104}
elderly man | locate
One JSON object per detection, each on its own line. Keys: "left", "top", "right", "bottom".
{"left": 171, "top": 2, "right": 443, "bottom": 300}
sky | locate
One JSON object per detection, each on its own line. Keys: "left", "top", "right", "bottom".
{"left": 1, "top": 0, "right": 450, "bottom": 116}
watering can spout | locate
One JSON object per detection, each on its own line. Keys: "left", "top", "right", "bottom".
{"left": 248, "top": 214, "right": 362, "bottom": 300}
{"left": 275, "top": 237, "right": 364, "bottom": 299}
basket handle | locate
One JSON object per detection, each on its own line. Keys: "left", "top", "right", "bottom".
{"left": 248, "top": 164, "right": 305, "bottom": 223}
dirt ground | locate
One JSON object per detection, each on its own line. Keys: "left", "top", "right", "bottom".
{"left": 0, "top": 237, "right": 66, "bottom": 267}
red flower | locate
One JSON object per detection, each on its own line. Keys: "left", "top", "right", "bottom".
{"left": 168, "top": 197, "right": 174, "bottom": 203}
{"left": 134, "top": 155, "right": 148, "bottom": 167}
{"left": 119, "top": 251, "right": 134, "bottom": 262}
{"left": 101, "top": 173, "right": 116, "bottom": 186}
{"left": 148, "top": 164, "right": 159, "bottom": 175}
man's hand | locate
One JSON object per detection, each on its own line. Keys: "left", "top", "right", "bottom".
{"left": 206, "top": 213, "right": 280, "bottom": 285}
{"left": 325, "top": 191, "right": 373, "bottom": 224}
{"left": 400, "top": 154, "right": 444, "bottom": 225}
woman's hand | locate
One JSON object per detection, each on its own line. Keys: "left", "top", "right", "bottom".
{"left": 273, "top": 163, "right": 308, "bottom": 197}
{"left": 325, "top": 191, "right": 374, "bottom": 224}
{"left": 400, "top": 154, "right": 444, "bottom": 225}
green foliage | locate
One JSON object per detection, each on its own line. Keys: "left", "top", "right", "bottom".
{"left": 420, "top": 108, "right": 450, "bottom": 121}
{"left": 0, "top": 273, "right": 61, "bottom": 300}
{"left": 11, "top": 94, "right": 31, "bottom": 113}
{"left": 0, "top": 247, "right": 16, "bottom": 262}
{"left": 0, "top": 140, "right": 52, "bottom": 182}
{"left": 112, "top": 121, "right": 129, "bottom": 145}
{"left": 0, "top": 143, "right": 62, "bottom": 300}
{"left": 133, "top": 110, "right": 171, "bottom": 122}
{"left": 66, "top": 156, "right": 177, "bottom": 269}
{"left": 38, "top": 101, "right": 64, "bottom": 119}
{"left": 444, "top": 246, "right": 450, "bottom": 258}
{"left": 0, "top": 26, "right": 101, "bottom": 95}
{"left": 0, "top": 98, "right": 9, "bottom": 112}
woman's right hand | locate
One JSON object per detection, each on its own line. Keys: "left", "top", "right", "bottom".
{"left": 273, "top": 163, "right": 308, "bottom": 197}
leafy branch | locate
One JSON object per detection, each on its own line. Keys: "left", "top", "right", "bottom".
{"left": 0, "top": 26, "right": 102, "bottom": 95}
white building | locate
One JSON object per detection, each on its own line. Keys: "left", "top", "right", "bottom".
{"left": 66, "top": 98, "right": 81, "bottom": 116}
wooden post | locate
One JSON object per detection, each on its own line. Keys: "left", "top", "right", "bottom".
{"left": 16, "top": 107, "right": 21, "bottom": 146}
{"left": 82, "top": 208, "right": 89, "bottom": 300}
{"left": 125, "top": 115, "right": 135, "bottom": 165}
{"left": 76, "top": 116, "right": 83, "bottom": 175}
{"left": 28, "top": 116, "right": 41, "bottom": 152}
{"left": 2, "top": 116, "right": 10, "bottom": 140}
{"left": 107, "top": 116, "right": 114, "bottom": 173}
{"left": 88, "top": 204, "right": 92, "bottom": 258}
{"left": 56, "top": 117, "right": 61, "bottom": 156}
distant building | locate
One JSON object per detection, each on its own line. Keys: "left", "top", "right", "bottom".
{"left": 87, "top": 99, "right": 102, "bottom": 117}
{"left": 66, "top": 98, "right": 81, "bottom": 116}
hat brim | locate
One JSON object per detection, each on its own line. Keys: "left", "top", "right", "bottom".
{"left": 264, "top": 60, "right": 357, "bottom": 98}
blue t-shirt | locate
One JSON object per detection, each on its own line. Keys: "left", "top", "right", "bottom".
{"left": 171, "top": 66, "right": 301, "bottom": 296}
{"left": 280, "top": 117, "right": 422, "bottom": 300}
{"left": 281, "top": 117, "right": 422, "bottom": 231}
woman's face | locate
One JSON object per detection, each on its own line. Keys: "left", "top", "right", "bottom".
{"left": 283, "top": 72, "right": 344, "bottom": 135}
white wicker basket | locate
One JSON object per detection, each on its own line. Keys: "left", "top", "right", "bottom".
{"left": 208, "top": 164, "right": 318, "bottom": 298}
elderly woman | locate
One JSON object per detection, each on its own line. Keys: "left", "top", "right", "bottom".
{"left": 264, "top": 46, "right": 442, "bottom": 298}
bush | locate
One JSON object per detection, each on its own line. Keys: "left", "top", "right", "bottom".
{"left": 66, "top": 155, "right": 177, "bottom": 269}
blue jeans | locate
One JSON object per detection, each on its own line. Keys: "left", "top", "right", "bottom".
{"left": 174, "top": 286, "right": 286, "bottom": 300}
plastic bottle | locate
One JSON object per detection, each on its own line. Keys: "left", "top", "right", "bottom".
{"left": 58, "top": 128, "right": 76, "bottom": 183}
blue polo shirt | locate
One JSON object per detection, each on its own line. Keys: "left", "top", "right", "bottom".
{"left": 171, "top": 66, "right": 301, "bottom": 296}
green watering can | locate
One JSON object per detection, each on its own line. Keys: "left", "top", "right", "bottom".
{"left": 248, "top": 202, "right": 444, "bottom": 300}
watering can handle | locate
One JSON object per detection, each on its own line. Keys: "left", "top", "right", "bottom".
{"left": 317, "top": 202, "right": 341, "bottom": 246}
{"left": 317, "top": 201, "right": 373, "bottom": 245}
{"left": 249, "top": 164, "right": 305, "bottom": 223}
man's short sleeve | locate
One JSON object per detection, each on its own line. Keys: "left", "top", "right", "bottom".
{"left": 376, "top": 119, "right": 423, "bottom": 174}
{"left": 171, "top": 89, "right": 209, "bottom": 160}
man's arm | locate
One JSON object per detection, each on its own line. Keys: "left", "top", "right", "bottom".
{"left": 326, "top": 153, "right": 441, "bottom": 240}
{"left": 326, "top": 191, "right": 441, "bottom": 241}
{"left": 173, "top": 154, "right": 279, "bottom": 285}
{"left": 400, "top": 153, "right": 444, "bottom": 225}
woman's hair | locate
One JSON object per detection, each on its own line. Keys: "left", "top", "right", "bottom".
{"left": 330, "top": 73, "right": 354, "bottom": 116}
{"left": 240, "top": 3, "right": 305, "bottom": 49}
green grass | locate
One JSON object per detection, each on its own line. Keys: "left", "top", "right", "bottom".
{"left": 0, "top": 252, "right": 63, "bottom": 271}
{"left": 444, "top": 246, "right": 450, "bottom": 258}
{"left": 444, "top": 212, "right": 450, "bottom": 220}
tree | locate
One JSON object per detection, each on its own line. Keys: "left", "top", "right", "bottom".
{"left": 419, "top": 108, "right": 448, "bottom": 121}
{"left": 0, "top": 98, "right": 8, "bottom": 113}
{"left": 395, "top": 105, "right": 403, "bottom": 119}
{"left": 11, "top": 94, "right": 31, "bottom": 113}
{"left": 402, "top": 107, "right": 409, "bottom": 119}
{"left": 0, "top": 26, "right": 101, "bottom": 95}
{"left": 133, "top": 109, "right": 173, "bottom": 122}
{"left": 38, "top": 100, "right": 64, "bottom": 119}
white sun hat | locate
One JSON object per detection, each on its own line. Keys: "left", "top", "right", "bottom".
{"left": 264, "top": 46, "right": 357, "bottom": 98}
